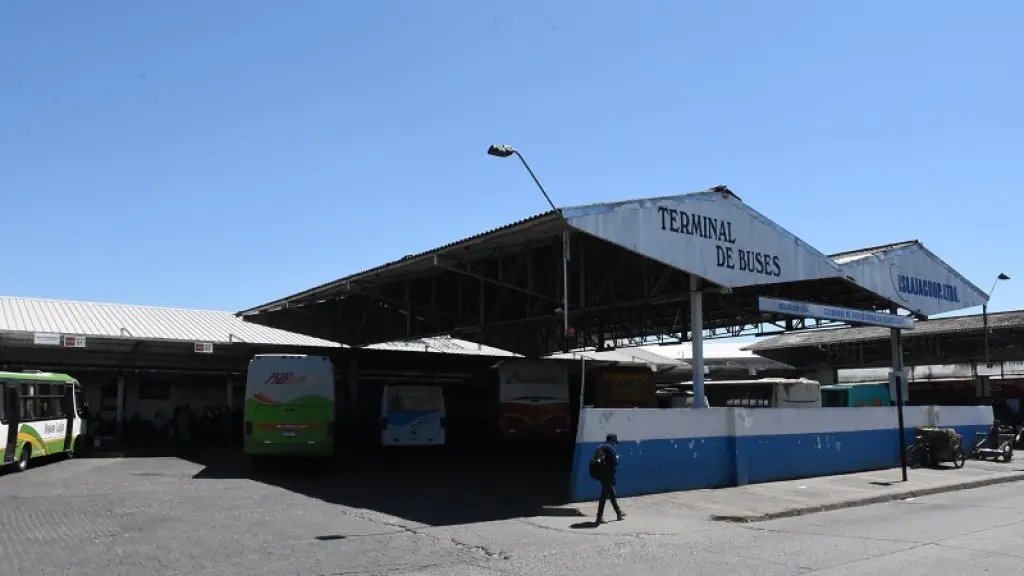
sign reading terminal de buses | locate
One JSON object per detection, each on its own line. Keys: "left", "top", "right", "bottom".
{"left": 563, "top": 191, "right": 842, "bottom": 288}
{"left": 837, "top": 242, "right": 987, "bottom": 316}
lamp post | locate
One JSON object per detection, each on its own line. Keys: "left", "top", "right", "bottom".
{"left": 983, "top": 273, "right": 1011, "bottom": 366}
{"left": 487, "top": 144, "right": 570, "bottom": 350}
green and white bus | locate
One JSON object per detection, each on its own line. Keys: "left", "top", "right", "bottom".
{"left": 0, "top": 370, "right": 86, "bottom": 472}
{"left": 243, "top": 354, "right": 335, "bottom": 459}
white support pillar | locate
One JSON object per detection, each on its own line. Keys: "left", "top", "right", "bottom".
{"left": 690, "top": 275, "right": 706, "bottom": 409}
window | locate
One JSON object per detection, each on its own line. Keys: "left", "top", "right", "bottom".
{"left": 17, "top": 381, "right": 66, "bottom": 421}
{"left": 74, "top": 384, "right": 86, "bottom": 415}
{"left": 20, "top": 398, "right": 38, "bottom": 420}
{"left": 138, "top": 379, "right": 171, "bottom": 401}
{"left": 386, "top": 385, "right": 443, "bottom": 412}
{"left": 100, "top": 383, "right": 118, "bottom": 411}
{"left": 821, "top": 388, "right": 849, "bottom": 408}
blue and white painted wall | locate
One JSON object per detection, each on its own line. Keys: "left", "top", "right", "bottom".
{"left": 570, "top": 406, "right": 993, "bottom": 501}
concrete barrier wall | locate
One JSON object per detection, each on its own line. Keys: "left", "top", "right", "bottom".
{"left": 570, "top": 406, "right": 993, "bottom": 501}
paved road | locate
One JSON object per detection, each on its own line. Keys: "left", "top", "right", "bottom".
{"left": 1, "top": 456, "right": 1022, "bottom": 575}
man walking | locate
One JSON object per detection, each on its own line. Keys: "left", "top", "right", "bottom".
{"left": 590, "top": 433, "right": 625, "bottom": 524}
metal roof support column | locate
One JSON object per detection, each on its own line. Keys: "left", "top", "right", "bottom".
{"left": 890, "top": 307, "right": 908, "bottom": 482}
{"left": 561, "top": 229, "right": 570, "bottom": 352}
{"left": 348, "top": 359, "right": 359, "bottom": 438}
{"left": 690, "top": 275, "right": 705, "bottom": 409}
{"left": 224, "top": 376, "right": 234, "bottom": 447}
{"left": 115, "top": 373, "right": 125, "bottom": 444}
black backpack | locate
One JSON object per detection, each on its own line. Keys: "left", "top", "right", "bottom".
{"left": 588, "top": 447, "right": 607, "bottom": 480}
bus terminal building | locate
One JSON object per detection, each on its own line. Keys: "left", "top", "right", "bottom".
{"left": 0, "top": 186, "right": 1007, "bottom": 502}
{"left": 236, "top": 186, "right": 998, "bottom": 501}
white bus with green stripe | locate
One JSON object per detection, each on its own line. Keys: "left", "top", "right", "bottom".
{"left": 0, "top": 370, "right": 86, "bottom": 472}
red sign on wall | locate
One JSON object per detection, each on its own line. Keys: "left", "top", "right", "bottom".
{"left": 62, "top": 335, "right": 86, "bottom": 348}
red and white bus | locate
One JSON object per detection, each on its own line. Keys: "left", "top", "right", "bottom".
{"left": 498, "top": 361, "right": 570, "bottom": 442}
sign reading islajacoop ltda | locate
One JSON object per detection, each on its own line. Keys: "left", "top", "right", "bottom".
{"left": 837, "top": 243, "right": 987, "bottom": 316}
{"left": 563, "top": 191, "right": 842, "bottom": 288}
{"left": 758, "top": 297, "right": 915, "bottom": 330}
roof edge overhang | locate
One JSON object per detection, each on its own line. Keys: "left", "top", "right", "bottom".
{"left": 0, "top": 328, "right": 344, "bottom": 349}
{"left": 561, "top": 187, "right": 844, "bottom": 289}
{"left": 835, "top": 240, "right": 988, "bottom": 317}
{"left": 238, "top": 210, "right": 561, "bottom": 316}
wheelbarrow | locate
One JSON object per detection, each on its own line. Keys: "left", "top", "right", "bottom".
{"left": 972, "top": 423, "right": 1015, "bottom": 462}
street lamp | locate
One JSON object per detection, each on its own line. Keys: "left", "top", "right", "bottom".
{"left": 487, "top": 145, "right": 559, "bottom": 212}
{"left": 983, "top": 273, "right": 1010, "bottom": 366}
{"left": 487, "top": 144, "right": 569, "bottom": 350}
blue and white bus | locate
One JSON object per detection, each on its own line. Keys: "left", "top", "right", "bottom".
{"left": 380, "top": 384, "right": 446, "bottom": 446}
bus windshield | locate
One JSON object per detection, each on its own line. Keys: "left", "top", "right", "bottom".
{"left": 386, "top": 385, "right": 443, "bottom": 412}
{"left": 499, "top": 361, "right": 569, "bottom": 404}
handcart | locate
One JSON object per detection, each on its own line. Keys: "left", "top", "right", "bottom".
{"left": 972, "top": 422, "right": 1015, "bottom": 462}
{"left": 906, "top": 427, "right": 966, "bottom": 469}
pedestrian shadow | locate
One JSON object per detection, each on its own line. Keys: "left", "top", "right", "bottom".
{"left": 190, "top": 445, "right": 578, "bottom": 528}
{"left": 569, "top": 520, "right": 601, "bottom": 529}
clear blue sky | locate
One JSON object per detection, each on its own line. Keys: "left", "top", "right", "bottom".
{"left": 2, "top": 2, "right": 1021, "bottom": 315}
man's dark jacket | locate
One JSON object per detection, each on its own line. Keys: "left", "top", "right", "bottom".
{"left": 596, "top": 443, "right": 619, "bottom": 484}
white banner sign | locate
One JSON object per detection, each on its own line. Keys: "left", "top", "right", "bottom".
{"left": 564, "top": 190, "right": 842, "bottom": 288}
{"left": 33, "top": 333, "right": 61, "bottom": 346}
{"left": 758, "top": 296, "right": 914, "bottom": 330}
{"left": 837, "top": 243, "right": 987, "bottom": 316}
{"left": 194, "top": 342, "right": 214, "bottom": 354}
{"left": 62, "top": 335, "right": 87, "bottom": 348}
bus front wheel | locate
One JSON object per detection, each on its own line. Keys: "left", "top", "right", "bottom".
{"left": 70, "top": 435, "right": 84, "bottom": 459}
{"left": 15, "top": 446, "right": 30, "bottom": 473}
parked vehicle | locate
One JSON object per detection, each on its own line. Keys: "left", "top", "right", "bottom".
{"left": 906, "top": 426, "right": 965, "bottom": 468}
{"left": 0, "top": 370, "right": 86, "bottom": 472}
{"left": 820, "top": 383, "right": 892, "bottom": 407}
{"left": 972, "top": 422, "right": 1015, "bottom": 462}
{"left": 497, "top": 361, "right": 570, "bottom": 442}
{"left": 380, "top": 384, "right": 446, "bottom": 447}
{"left": 675, "top": 378, "right": 822, "bottom": 408}
{"left": 243, "top": 354, "right": 335, "bottom": 460}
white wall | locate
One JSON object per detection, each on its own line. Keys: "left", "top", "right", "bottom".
{"left": 577, "top": 405, "right": 993, "bottom": 443}
{"left": 576, "top": 408, "right": 730, "bottom": 443}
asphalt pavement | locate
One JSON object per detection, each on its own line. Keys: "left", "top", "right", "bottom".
{"left": 1, "top": 455, "right": 1023, "bottom": 575}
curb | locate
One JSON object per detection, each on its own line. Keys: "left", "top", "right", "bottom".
{"left": 710, "top": 472, "right": 1024, "bottom": 523}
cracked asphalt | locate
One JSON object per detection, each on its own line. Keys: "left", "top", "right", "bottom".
{"left": 1, "top": 456, "right": 1023, "bottom": 575}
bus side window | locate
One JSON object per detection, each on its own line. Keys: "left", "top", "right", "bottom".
{"left": 20, "top": 383, "right": 37, "bottom": 421}
{"left": 74, "top": 384, "right": 86, "bottom": 415}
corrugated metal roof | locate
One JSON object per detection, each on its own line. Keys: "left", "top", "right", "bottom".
{"left": 0, "top": 296, "right": 342, "bottom": 348}
{"left": 746, "top": 310, "right": 1024, "bottom": 351}
{"left": 243, "top": 189, "right": 930, "bottom": 318}
{"left": 363, "top": 335, "right": 519, "bottom": 357}
{"left": 546, "top": 347, "right": 679, "bottom": 367}
{"left": 239, "top": 210, "right": 560, "bottom": 315}
{"left": 829, "top": 240, "right": 919, "bottom": 265}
